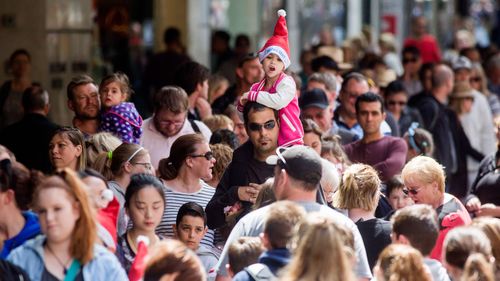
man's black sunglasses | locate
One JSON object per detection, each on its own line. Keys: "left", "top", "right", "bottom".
{"left": 248, "top": 120, "right": 276, "bottom": 132}
{"left": 189, "top": 151, "right": 214, "bottom": 161}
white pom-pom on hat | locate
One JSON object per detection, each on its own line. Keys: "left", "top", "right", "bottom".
{"left": 137, "top": 235, "right": 150, "bottom": 246}
{"left": 100, "top": 189, "right": 114, "bottom": 204}
{"left": 277, "top": 9, "right": 286, "bottom": 17}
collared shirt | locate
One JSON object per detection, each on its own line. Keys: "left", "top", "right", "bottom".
{"left": 140, "top": 116, "right": 212, "bottom": 170}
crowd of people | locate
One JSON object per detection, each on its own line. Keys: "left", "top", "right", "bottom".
{"left": 0, "top": 10, "right": 500, "bottom": 281}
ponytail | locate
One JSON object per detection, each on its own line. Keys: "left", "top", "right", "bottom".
{"left": 157, "top": 134, "right": 206, "bottom": 181}
{"left": 92, "top": 152, "right": 113, "bottom": 180}
{"left": 462, "top": 253, "right": 495, "bottom": 281}
{"left": 158, "top": 158, "right": 178, "bottom": 180}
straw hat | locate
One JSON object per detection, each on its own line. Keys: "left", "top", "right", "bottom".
{"left": 451, "top": 81, "right": 474, "bottom": 99}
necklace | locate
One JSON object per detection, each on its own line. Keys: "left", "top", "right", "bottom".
{"left": 45, "top": 243, "right": 71, "bottom": 275}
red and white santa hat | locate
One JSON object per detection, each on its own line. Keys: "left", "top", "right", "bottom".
{"left": 259, "top": 9, "right": 291, "bottom": 69}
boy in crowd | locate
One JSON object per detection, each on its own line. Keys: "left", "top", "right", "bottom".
{"left": 173, "top": 202, "right": 219, "bottom": 280}
{"left": 232, "top": 201, "right": 306, "bottom": 280}
{"left": 227, "top": 237, "right": 264, "bottom": 278}
{"left": 391, "top": 205, "right": 451, "bottom": 281}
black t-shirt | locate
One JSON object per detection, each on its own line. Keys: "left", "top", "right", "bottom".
{"left": 355, "top": 218, "right": 392, "bottom": 271}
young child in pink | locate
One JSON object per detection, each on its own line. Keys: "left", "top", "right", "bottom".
{"left": 238, "top": 10, "right": 303, "bottom": 147}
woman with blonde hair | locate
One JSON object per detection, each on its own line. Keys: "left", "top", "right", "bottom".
{"left": 470, "top": 217, "right": 500, "bottom": 280}
{"left": 7, "top": 168, "right": 127, "bottom": 280}
{"left": 85, "top": 132, "right": 122, "bottom": 166}
{"left": 279, "top": 213, "right": 356, "bottom": 281}
{"left": 469, "top": 63, "right": 500, "bottom": 119}
{"left": 443, "top": 226, "right": 495, "bottom": 281}
{"left": 332, "top": 164, "right": 392, "bottom": 270}
{"left": 374, "top": 244, "right": 432, "bottom": 281}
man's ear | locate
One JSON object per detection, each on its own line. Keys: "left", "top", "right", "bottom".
{"left": 236, "top": 67, "right": 244, "bottom": 79}
{"left": 226, "top": 264, "right": 234, "bottom": 278}
{"left": 203, "top": 226, "right": 208, "bottom": 236}
{"left": 67, "top": 100, "right": 74, "bottom": 111}
{"left": 260, "top": 232, "right": 271, "bottom": 250}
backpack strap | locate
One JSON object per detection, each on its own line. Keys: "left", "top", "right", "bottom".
{"left": 188, "top": 119, "right": 201, "bottom": 133}
{"left": 244, "top": 263, "right": 275, "bottom": 281}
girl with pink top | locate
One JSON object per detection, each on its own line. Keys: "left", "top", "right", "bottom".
{"left": 238, "top": 10, "right": 303, "bottom": 147}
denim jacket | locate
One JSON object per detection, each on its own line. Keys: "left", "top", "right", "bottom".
{"left": 7, "top": 235, "right": 128, "bottom": 281}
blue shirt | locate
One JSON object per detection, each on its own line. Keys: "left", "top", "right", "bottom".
{"left": 0, "top": 211, "right": 41, "bottom": 259}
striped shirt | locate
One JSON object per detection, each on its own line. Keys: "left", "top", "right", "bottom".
{"left": 156, "top": 180, "right": 216, "bottom": 248}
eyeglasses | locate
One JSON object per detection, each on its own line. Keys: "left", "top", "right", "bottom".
{"left": 406, "top": 186, "right": 422, "bottom": 195}
{"left": 403, "top": 58, "right": 418, "bottom": 64}
{"left": 189, "top": 151, "right": 214, "bottom": 161}
{"left": 248, "top": 120, "right": 276, "bottom": 132}
{"left": 133, "top": 162, "right": 152, "bottom": 170}
{"left": 470, "top": 76, "right": 482, "bottom": 83}
{"left": 388, "top": 100, "right": 407, "bottom": 106}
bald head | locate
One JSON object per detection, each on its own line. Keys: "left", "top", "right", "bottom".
{"left": 432, "top": 64, "right": 454, "bottom": 90}
{"left": 22, "top": 85, "right": 49, "bottom": 114}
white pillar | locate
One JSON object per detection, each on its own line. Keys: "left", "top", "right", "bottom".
{"left": 346, "top": 0, "right": 362, "bottom": 38}
{"left": 286, "top": 0, "right": 300, "bottom": 71}
{"left": 187, "top": 0, "right": 211, "bottom": 67}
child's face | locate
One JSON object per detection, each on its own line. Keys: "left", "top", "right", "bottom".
{"left": 262, "top": 53, "right": 285, "bottom": 80}
{"left": 127, "top": 186, "right": 164, "bottom": 233}
{"left": 100, "top": 81, "right": 126, "bottom": 108}
{"left": 388, "top": 187, "right": 414, "bottom": 210}
{"left": 174, "top": 215, "right": 207, "bottom": 251}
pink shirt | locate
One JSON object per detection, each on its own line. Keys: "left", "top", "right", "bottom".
{"left": 240, "top": 73, "right": 303, "bottom": 147}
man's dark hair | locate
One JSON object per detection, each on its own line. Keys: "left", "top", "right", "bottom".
{"left": 384, "top": 80, "right": 407, "bottom": 98}
{"left": 176, "top": 202, "right": 207, "bottom": 227}
{"left": 311, "top": 55, "right": 339, "bottom": 72}
{"left": 22, "top": 84, "right": 48, "bottom": 112}
{"left": 212, "top": 30, "right": 231, "bottom": 44}
{"left": 66, "top": 74, "right": 96, "bottom": 101}
{"left": 418, "top": 62, "right": 435, "bottom": 83}
{"left": 237, "top": 53, "right": 259, "bottom": 68}
{"left": 341, "top": 72, "right": 368, "bottom": 92}
{"left": 163, "top": 27, "right": 181, "bottom": 45}
{"left": 9, "top": 49, "right": 31, "bottom": 65}
{"left": 235, "top": 34, "right": 250, "bottom": 48}
{"left": 355, "top": 92, "right": 384, "bottom": 114}
{"left": 210, "top": 129, "right": 239, "bottom": 150}
{"left": 391, "top": 205, "right": 439, "bottom": 256}
{"left": 402, "top": 46, "right": 421, "bottom": 59}
{"left": 242, "top": 102, "right": 279, "bottom": 127}
{"left": 173, "top": 61, "right": 210, "bottom": 95}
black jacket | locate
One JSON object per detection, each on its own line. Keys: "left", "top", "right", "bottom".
{"left": 0, "top": 113, "right": 60, "bottom": 173}
{"left": 205, "top": 141, "right": 275, "bottom": 229}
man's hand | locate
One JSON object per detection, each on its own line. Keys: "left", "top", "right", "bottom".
{"left": 239, "top": 92, "right": 249, "bottom": 106}
{"left": 196, "top": 97, "right": 212, "bottom": 120}
{"left": 476, "top": 203, "right": 500, "bottom": 217}
{"left": 237, "top": 183, "right": 263, "bottom": 204}
{"left": 466, "top": 197, "right": 481, "bottom": 213}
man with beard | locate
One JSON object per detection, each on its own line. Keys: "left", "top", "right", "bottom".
{"left": 206, "top": 101, "right": 278, "bottom": 230}
{"left": 66, "top": 75, "right": 100, "bottom": 137}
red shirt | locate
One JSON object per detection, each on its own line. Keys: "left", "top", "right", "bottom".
{"left": 404, "top": 34, "right": 442, "bottom": 63}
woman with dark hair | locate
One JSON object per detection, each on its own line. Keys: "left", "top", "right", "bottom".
{"left": 157, "top": 134, "right": 216, "bottom": 248}
{"left": 117, "top": 173, "right": 166, "bottom": 273}
{"left": 7, "top": 168, "right": 127, "bottom": 280}
{"left": 302, "top": 118, "right": 323, "bottom": 155}
{"left": 0, "top": 49, "right": 33, "bottom": 128}
{"left": 49, "top": 127, "right": 87, "bottom": 171}
{"left": 0, "top": 159, "right": 42, "bottom": 258}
